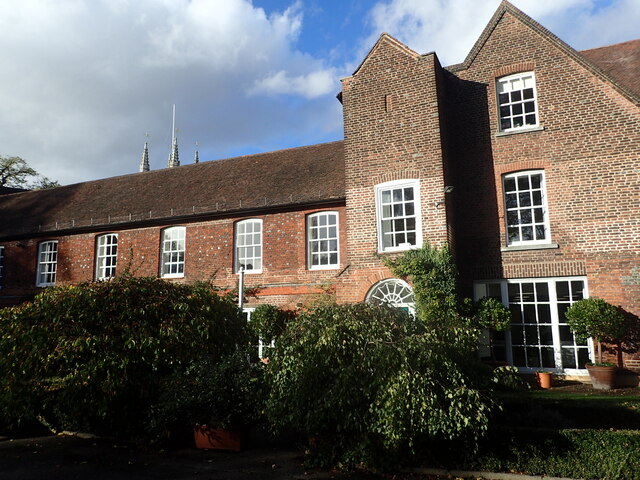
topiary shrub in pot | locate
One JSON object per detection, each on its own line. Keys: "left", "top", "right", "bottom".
{"left": 565, "top": 297, "right": 627, "bottom": 389}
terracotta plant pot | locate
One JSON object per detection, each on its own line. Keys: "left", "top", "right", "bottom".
{"left": 586, "top": 364, "right": 618, "bottom": 390}
{"left": 193, "top": 425, "right": 243, "bottom": 451}
{"left": 536, "top": 371, "right": 553, "bottom": 389}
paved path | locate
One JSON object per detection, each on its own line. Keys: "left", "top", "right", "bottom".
{"left": 0, "top": 435, "right": 422, "bottom": 480}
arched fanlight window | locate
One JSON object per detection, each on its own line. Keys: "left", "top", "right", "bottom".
{"left": 366, "top": 278, "right": 415, "bottom": 314}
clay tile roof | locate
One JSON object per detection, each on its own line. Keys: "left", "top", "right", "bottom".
{"left": 580, "top": 39, "right": 640, "bottom": 99}
{"left": 0, "top": 141, "right": 345, "bottom": 240}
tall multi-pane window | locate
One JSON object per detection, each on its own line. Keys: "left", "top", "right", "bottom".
{"left": 0, "top": 246, "right": 4, "bottom": 287}
{"left": 308, "top": 211, "right": 339, "bottom": 269}
{"left": 497, "top": 72, "right": 538, "bottom": 131}
{"left": 503, "top": 170, "right": 549, "bottom": 245}
{"left": 375, "top": 180, "right": 422, "bottom": 252}
{"left": 161, "top": 227, "right": 186, "bottom": 278}
{"left": 36, "top": 241, "right": 58, "bottom": 286}
{"left": 475, "top": 277, "right": 589, "bottom": 374}
{"left": 235, "top": 219, "right": 262, "bottom": 273}
{"left": 96, "top": 234, "right": 118, "bottom": 280}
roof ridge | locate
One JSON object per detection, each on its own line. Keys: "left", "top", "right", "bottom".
{"left": 347, "top": 32, "right": 422, "bottom": 79}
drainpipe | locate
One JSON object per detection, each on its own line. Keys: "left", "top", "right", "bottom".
{"left": 238, "top": 266, "right": 245, "bottom": 312}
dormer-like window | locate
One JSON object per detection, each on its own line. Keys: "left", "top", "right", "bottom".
{"left": 161, "top": 227, "right": 186, "bottom": 278}
{"left": 497, "top": 72, "right": 538, "bottom": 131}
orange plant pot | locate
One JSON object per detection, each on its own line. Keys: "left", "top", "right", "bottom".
{"left": 536, "top": 371, "right": 552, "bottom": 389}
{"left": 193, "top": 425, "right": 243, "bottom": 451}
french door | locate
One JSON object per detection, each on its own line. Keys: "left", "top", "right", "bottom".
{"left": 475, "top": 277, "right": 591, "bottom": 374}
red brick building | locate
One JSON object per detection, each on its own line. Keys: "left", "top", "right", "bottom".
{"left": 1, "top": 2, "right": 638, "bottom": 375}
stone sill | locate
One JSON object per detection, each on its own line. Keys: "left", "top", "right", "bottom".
{"left": 501, "top": 243, "right": 559, "bottom": 252}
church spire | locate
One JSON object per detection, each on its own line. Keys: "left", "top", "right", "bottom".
{"left": 168, "top": 136, "right": 180, "bottom": 168}
{"left": 139, "top": 135, "right": 150, "bottom": 172}
{"left": 167, "top": 104, "right": 180, "bottom": 168}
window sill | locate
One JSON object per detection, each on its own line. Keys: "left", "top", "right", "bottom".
{"left": 378, "top": 243, "right": 421, "bottom": 254}
{"left": 501, "top": 243, "right": 559, "bottom": 252}
{"left": 236, "top": 270, "right": 262, "bottom": 275}
{"left": 495, "top": 126, "right": 544, "bottom": 137}
{"left": 162, "top": 274, "right": 185, "bottom": 279}
{"left": 309, "top": 266, "right": 340, "bottom": 271}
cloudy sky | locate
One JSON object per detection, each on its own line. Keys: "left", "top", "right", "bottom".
{"left": 1, "top": 0, "right": 638, "bottom": 186}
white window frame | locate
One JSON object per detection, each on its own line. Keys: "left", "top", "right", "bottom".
{"left": 243, "top": 307, "right": 274, "bottom": 360}
{"left": 307, "top": 211, "right": 340, "bottom": 270}
{"left": 95, "top": 233, "right": 118, "bottom": 280}
{"left": 235, "top": 219, "right": 262, "bottom": 274}
{"left": 161, "top": 227, "right": 186, "bottom": 278}
{"left": 375, "top": 179, "right": 422, "bottom": 253}
{"left": 497, "top": 71, "right": 539, "bottom": 132}
{"left": 0, "top": 245, "right": 4, "bottom": 288}
{"left": 366, "top": 278, "right": 416, "bottom": 315}
{"left": 36, "top": 240, "right": 58, "bottom": 287}
{"left": 474, "top": 277, "right": 591, "bottom": 375}
{"left": 503, "top": 170, "right": 550, "bottom": 246}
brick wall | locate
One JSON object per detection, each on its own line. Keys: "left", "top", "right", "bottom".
{"left": 0, "top": 204, "right": 347, "bottom": 309}
{"left": 339, "top": 35, "right": 450, "bottom": 299}
{"left": 446, "top": 11, "right": 640, "bottom": 366}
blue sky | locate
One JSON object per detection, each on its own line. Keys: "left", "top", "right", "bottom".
{"left": 0, "top": 0, "right": 637, "bottom": 185}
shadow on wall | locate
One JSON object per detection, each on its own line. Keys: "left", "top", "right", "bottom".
{"left": 442, "top": 71, "right": 503, "bottom": 291}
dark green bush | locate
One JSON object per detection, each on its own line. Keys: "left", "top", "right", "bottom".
{"left": 150, "top": 349, "right": 265, "bottom": 442}
{"left": 0, "top": 277, "right": 247, "bottom": 440}
{"left": 449, "top": 428, "right": 640, "bottom": 480}
{"left": 265, "top": 303, "right": 500, "bottom": 468}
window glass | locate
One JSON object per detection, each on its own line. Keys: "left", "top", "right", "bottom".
{"left": 497, "top": 72, "right": 538, "bottom": 131}
{"left": 235, "top": 219, "right": 262, "bottom": 273}
{"left": 376, "top": 180, "right": 421, "bottom": 252}
{"left": 161, "top": 227, "right": 185, "bottom": 278}
{"left": 37, "top": 241, "right": 58, "bottom": 286}
{"left": 503, "top": 170, "right": 549, "bottom": 245}
{"left": 476, "top": 278, "right": 589, "bottom": 373}
{"left": 308, "top": 212, "right": 339, "bottom": 269}
{"left": 96, "top": 234, "right": 118, "bottom": 280}
{"left": 366, "top": 278, "right": 415, "bottom": 314}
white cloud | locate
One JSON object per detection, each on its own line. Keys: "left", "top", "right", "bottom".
{"left": 0, "top": 0, "right": 636, "bottom": 186}
{"left": 364, "top": 0, "right": 639, "bottom": 66}
{"left": 0, "top": 0, "right": 337, "bottom": 185}
{"left": 249, "top": 69, "right": 336, "bottom": 98}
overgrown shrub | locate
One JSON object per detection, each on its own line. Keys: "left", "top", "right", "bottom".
{"left": 434, "top": 427, "right": 640, "bottom": 480}
{"left": 247, "top": 304, "right": 296, "bottom": 359}
{"left": 265, "top": 303, "right": 500, "bottom": 468}
{"left": 0, "top": 276, "right": 247, "bottom": 440}
{"left": 150, "top": 349, "right": 265, "bottom": 442}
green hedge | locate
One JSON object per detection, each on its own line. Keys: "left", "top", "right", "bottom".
{"left": 421, "top": 428, "right": 640, "bottom": 480}
{"left": 0, "top": 277, "right": 247, "bottom": 440}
